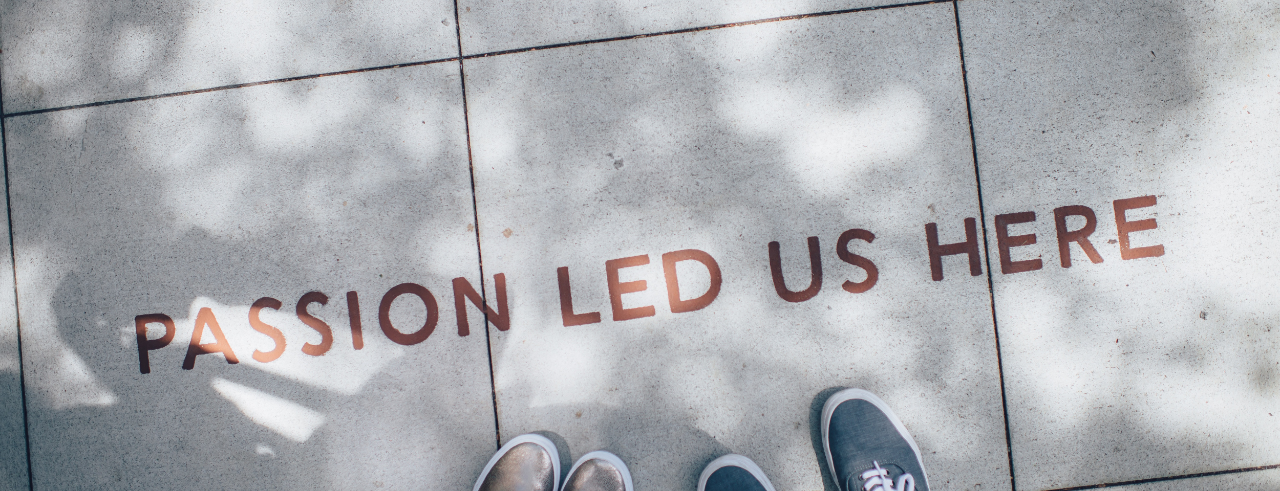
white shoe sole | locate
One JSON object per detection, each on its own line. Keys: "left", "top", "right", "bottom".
{"left": 697, "top": 453, "right": 777, "bottom": 491}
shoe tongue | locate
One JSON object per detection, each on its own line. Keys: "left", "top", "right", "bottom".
{"left": 846, "top": 462, "right": 909, "bottom": 491}
{"left": 845, "top": 458, "right": 902, "bottom": 477}
{"left": 869, "top": 462, "right": 908, "bottom": 476}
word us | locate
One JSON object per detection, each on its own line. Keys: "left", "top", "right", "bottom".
{"left": 135, "top": 195, "right": 1163, "bottom": 374}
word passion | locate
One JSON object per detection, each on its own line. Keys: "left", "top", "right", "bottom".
{"left": 135, "top": 195, "right": 1164, "bottom": 374}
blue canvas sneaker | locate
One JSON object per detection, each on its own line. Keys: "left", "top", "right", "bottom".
{"left": 698, "top": 454, "right": 777, "bottom": 491}
{"left": 822, "top": 389, "right": 929, "bottom": 491}
{"left": 473, "top": 434, "right": 561, "bottom": 491}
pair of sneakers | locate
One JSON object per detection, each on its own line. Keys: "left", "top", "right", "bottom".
{"left": 473, "top": 434, "right": 634, "bottom": 491}
{"left": 473, "top": 388, "right": 924, "bottom": 491}
{"left": 699, "top": 388, "right": 927, "bottom": 491}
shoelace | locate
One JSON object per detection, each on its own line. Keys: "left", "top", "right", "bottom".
{"left": 855, "top": 461, "right": 915, "bottom": 491}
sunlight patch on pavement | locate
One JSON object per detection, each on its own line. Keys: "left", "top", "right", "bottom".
{"left": 212, "top": 377, "right": 326, "bottom": 442}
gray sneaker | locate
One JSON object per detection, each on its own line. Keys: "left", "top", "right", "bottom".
{"left": 698, "top": 454, "right": 777, "bottom": 491}
{"left": 473, "top": 434, "right": 561, "bottom": 491}
{"left": 562, "top": 451, "right": 633, "bottom": 491}
{"left": 821, "top": 389, "right": 928, "bottom": 491}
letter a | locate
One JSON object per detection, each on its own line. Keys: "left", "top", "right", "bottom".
{"left": 183, "top": 307, "right": 241, "bottom": 370}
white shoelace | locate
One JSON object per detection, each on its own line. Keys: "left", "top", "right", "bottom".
{"left": 857, "top": 461, "right": 915, "bottom": 491}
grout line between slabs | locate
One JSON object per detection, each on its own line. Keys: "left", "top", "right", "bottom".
{"left": 451, "top": 0, "right": 503, "bottom": 452}
{"left": 1, "top": 58, "right": 461, "bottom": 118}
{"left": 459, "top": 0, "right": 952, "bottom": 60}
{"left": 1045, "top": 463, "right": 1280, "bottom": 491}
{"left": 2, "top": 0, "right": 951, "bottom": 119}
{"left": 951, "top": 2, "right": 1017, "bottom": 490}
{"left": 0, "top": 56, "right": 37, "bottom": 491}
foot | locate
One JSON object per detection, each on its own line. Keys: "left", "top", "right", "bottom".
{"left": 562, "top": 450, "right": 633, "bottom": 491}
{"left": 698, "top": 454, "right": 777, "bottom": 491}
{"left": 822, "top": 388, "right": 928, "bottom": 491}
{"left": 473, "top": 434, "right": 561, "bottom": 491}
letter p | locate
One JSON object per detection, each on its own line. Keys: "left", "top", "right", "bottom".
{"left": 135, "top": 314, "right": 176, "bottom": 374}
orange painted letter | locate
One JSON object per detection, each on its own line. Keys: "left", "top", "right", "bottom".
{"left": 662, "top": 249, "right": 722, "bottom": 313}
{"left": 182, "top": 307, "right": 240, "bottom": 370}
{"left": 249, "top": 297, "right": 286, "bottom": 363}
{"left": 135, "top": 314, "right": 176, "bottom": 374}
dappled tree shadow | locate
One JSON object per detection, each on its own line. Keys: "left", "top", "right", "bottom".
{"left": 960, "top": 0, "right": 1280, "bottom": 488}
{"left": 3, "top": 0, "right": 1276, "bottom": 490}
{"left": 5, "top": 61, "right": 496, "bottom": 489}
{"left": 465, "top": 4, "right": 1009, "bottom": 490}
{"left": 0, "top": 0, "right": 460, "bottom": 113}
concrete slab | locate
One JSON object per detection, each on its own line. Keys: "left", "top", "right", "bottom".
{"left": 959, "top": 0, "right": 1280, "bottom": 488}
{"left": 0, "top": 148, "right": 31, "bottom": 489}
{"left": 1119, "top": 468, "right": 1280, "bottom": 491}
{"left": 1, "top": 0, "right": 460, "bottom": 114}
{"left": 4, "top": 62, "right": 495, "bottom": 489}
{"left": 466, "top": 3, "right": 1010, "bottom": 490}
{"left": 456, "top": 0, "right": 930, "bottom": 55}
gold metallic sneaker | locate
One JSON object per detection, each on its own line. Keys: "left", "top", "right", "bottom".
{"left": 473, "top": 434, "right": 561, "bottom": 491}
{"left": 562, "top": 450, "right": 633, "bottom": 491}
